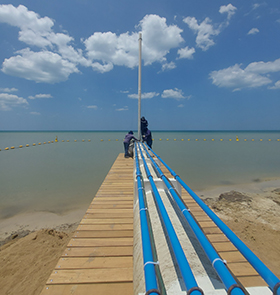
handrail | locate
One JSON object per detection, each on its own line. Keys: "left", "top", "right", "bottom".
{"left": 147, "top": 145, "right": 280, "bottom": 295}
{"left": 137, "top": 143, "right": 203, "bottom": 295}
{"left": 135, "top": 146, "right": 160, "bottom": 295}
{"left": 141, "top": 143, "right": 246, "bottom": 295}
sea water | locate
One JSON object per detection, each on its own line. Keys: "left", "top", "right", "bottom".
{"left": 1, "top": 131, "right": 280, "bottom": 220}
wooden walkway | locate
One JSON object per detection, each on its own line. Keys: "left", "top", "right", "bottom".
{"left": 41, "top": 152, "right": 268, "bottom": 295}
{"left": 40, "top": 153, "right": 134, "bottom": 295}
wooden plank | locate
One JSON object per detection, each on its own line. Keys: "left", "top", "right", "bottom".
{"left": 84, "top": 213, "right": 133, "bottom": 218}
{"left": 206, "top": 233, "right": 229, "bottom": 243}
{"left": 77, "top": 224, "right": 133, "bottom": 231}
{"left": 46, "top": 268, "right": 133, "bottom": 284}
{"left": 212, "top": 242, "right": 238, "bottom": 252}
{"left": 227, "top": 262, "right": 259, "bottom": 276}
{"left": 80, "top": 218, "right": 132, "bottom": 224}
{"left": 55, "top": 257, "right": 133, "bottom": 270}
{"left": 86, "top": 209, "right": 133, "bottom": 214}
{"left": 73, "top": 230, "right": 133, "bottom": 238}
{"left": 237, "top": 276, "right": 267, "bottom": 287}
{"left": 219, "top": 251, "right": 247, "bottom": 263}
{"left": 67, "top": 238, "right": 133, "bottom": 247}
{"left": 61, "top": 246, "right": 133, "bottom": 258}
{"left": 40, "top": 282, "right": 133, "bottom": 295}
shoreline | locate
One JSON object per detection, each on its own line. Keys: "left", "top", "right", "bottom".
{"left": 1, "top": 177, "right": 280, "bottom": 243}
{"left": 0, "top": 208, "right": 86, "bottom": 245}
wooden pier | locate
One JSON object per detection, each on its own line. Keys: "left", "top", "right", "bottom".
{"left": 40, "top": 152, "right": 269, "bottom": 294}
{"left": 40, "top": 154, "right": 134, "bottom": 295}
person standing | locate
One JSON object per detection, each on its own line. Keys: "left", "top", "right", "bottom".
{"left": 143, "top": 128, "right": 152, "bottom": 148}
{"left": 123, "top": 131, "right": 137, "bottom": 158}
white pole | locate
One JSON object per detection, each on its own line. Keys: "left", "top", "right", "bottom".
{"left": 138, "top": 33, "right": 142, "bottom": 141}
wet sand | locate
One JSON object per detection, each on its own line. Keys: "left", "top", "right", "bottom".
{"left": 0, "top": 178, "right": 280, "bottom": 295}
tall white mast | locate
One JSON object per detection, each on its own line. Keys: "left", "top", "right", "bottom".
{"left": 138, "top": 33, "right": 142, "bottom": 140}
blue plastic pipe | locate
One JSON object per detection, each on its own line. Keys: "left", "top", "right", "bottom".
{"left": 141, "top": 143, "right": 245, "bottom": 295}
{"left": 147, "top": 145, "right": 280, "bottom": 295}
{"left": 135, "top": 146, "right": 159, "bottom": 295}
{"left": 137, "top": 143, "right": 203, "bottom": 295}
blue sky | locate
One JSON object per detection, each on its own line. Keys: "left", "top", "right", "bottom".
{"left": 0, "top": 0, "right": 279, "bottom": 131}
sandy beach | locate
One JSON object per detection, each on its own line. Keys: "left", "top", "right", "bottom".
{"left": 0, "top": 178, "right": 280, "bottom": 295}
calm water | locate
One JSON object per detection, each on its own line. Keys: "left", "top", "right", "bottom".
{"left": 1, "top": 131, "right": 280, "bottom": 219}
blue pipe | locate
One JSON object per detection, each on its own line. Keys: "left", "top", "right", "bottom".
{"left": 147, "top": 146, "right": 280, "bottom": 295}
{"left": 141, "top": 143, "right": 245, "bottom": 295}
{"left": 137, "top": 143, "right": 203, "bottom": 295}
{"left": 135, "top": 146, "right": 159, "bottom": 295}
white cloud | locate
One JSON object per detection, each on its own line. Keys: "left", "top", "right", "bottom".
{"left": 87, "top": 105, "right": 98, "bottom": 109}
{"left": 161, "top": 62, "right": 176, "bottom": 71}
{"left": 128, "top": 92, "right": 159, "bottom": 99}
{"left": 269, "top": 80, "right": 280, "bottom": 89}
{"left": 0, "top": 87, "right": 18, "bottom": 92}
{"left": 184, "top": 4, "right": 236, "bottom": 51}
{"left": 177, "top": 46, "right": 195, "bottom": 59}
{"left": 30, "top": 111, "right": 41, "bottom": 115}
{"left": 84, "top": 14, "right": 184, "bottom": 71}
{"left": 219, "top": 4, "right": 237, "bottom": 21}
{"left": 116, "top": 106, "right": 129, "bottom": 111}
{"left": 162, "top": 88, "right": 186, "bottom": 100}
{"left": 178, "top": 104, "right": 184, "bottom": 108}
{"left": 183, "top": 17, "right": 220, "bottom": 51}
{"left": 0, "top": 93, "right": 28, "bottom": 111}
{"left": 209, "top": 58, "right": 280, "bottom": 89}
{"left": 248, "top": 28, "right": 259, "bottom": 35}
{"left": 28, "top": 93, "right": 53, "bottom": 99}
{"left": 0, "top": 6, "right": 185, "bottom": 80}
{"left": 2, "top": 48, "right": 79, "bottom": 83}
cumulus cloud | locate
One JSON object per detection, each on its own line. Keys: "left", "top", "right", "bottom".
{"left": 0, "top": 5, "right": 185, "bottom": 81}
{"left": 28, "top": 93, "right": 53, "bottom": 99}
{"left": 209, "top": 58, "right": 280, "bottom": 90}
{"left": 162, "top": 88, "right": 186, "bottom": 100}
{"left": 184, "top": 4, "right": 237, "bottom": 51}
{"left": 128, "top": 92, "right": 159, "bottom": 99}
{"left": 0, "top": 93, "right": 28, "bottom": 111}
{"left": 30, "top": 111, "right": 41, "bottom": 115}
{"left": 248, "top": 28, "right": 259, "bottom": 35}
{"left": 177, "top": 46, "right": 195, "bottom": 59}
{"left": 2, "top": 48, "right": 79, "bottom": 83}
{"left": 84, "top": 14, "right": 184, "bottom": 70}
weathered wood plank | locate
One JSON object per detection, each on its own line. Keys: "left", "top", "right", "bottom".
{"left": 40, "top": 282, "right": 133, "bottom": 295}
{"left": 76, "top": 224, "right": 133, "bottom": 231}
{"left": 55, "top": 257, "right": 133, "bottom": 270}
{"left": 67, "top": 237, "right": 133, "bottom": 247}
{"left": 61, "top": 246, "right": 133, "bottom": 257}
{"left": 80, "top": 218, "right": 132, "bottom": 224}
{"left": 73, "top": 230, "right": 133, "bottom": 238}
{"left": 46, "top": 268, "right": 133, "bottom": 284}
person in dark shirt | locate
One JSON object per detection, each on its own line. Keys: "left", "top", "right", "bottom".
{"left": 143, "top": 128, "right": 152, "bottom": 148}
{"left": 123, "top": 131, "right": 137, "bottom": 158}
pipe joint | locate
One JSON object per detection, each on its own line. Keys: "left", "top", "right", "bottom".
{"left": 227, "top": 284, "right": 246, "bottom": 295}
{"left": 273, "top": 282, "right": 280, "bottom": 295}
{"left": 187, "top": 286, "right": 204, "bottom": 295}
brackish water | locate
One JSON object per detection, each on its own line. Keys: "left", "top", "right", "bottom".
{"left": 1, "top": 131, "right": 280, "bottom": 219}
